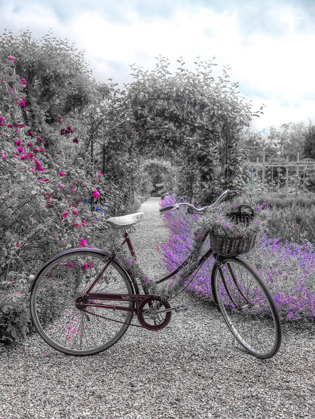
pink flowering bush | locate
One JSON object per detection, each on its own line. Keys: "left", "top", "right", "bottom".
{"left": 0, "top": 61, "right": 112, "bottom": 345}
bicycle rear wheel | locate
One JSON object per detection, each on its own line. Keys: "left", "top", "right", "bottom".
{"left": 213, "top": 257, "right": 281, "bottom": 359}
{"left": 30, "top": 249, "right": 135, "bottom": 356}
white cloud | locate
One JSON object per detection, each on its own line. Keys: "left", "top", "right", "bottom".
{"left": 1, "top": 1, "right": 315, "bottom": 131}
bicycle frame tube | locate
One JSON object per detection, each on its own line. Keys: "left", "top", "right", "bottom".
{"left": 155, "top": 247, "right": 214, "bottom": 284}
{"left": 121, "top": 230, "right": 137, "bottom": 259}
{"left": 79, "top": 293, "right": 155, "bottom": 312}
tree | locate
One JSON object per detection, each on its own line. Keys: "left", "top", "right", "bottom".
{"left": 303, "top": 124, "right": 315, "bottom": 160}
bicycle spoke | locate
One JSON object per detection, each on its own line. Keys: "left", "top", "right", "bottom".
{"left": 30, "top": 250, "right": 134, "bottom": 356}
{"left": 214, "top": 258, "right": 281, "bottom": 359}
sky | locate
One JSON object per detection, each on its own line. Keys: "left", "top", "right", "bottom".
{"left": 1, "top": 0, "right": 315, "bottom": 135}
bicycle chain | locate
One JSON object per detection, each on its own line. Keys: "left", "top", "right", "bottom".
{"left": 81, "top": 309, "right": 143, "bottom": 328}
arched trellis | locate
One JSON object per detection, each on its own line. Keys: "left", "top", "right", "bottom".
{"left": 245, "top": 151, "right": 315, "bottom": 196}
{"left": 136, "top": 158, "right": 177, "bottom": 197}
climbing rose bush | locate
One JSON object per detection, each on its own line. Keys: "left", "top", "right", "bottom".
{"left": 0, "top": 59, "right": 109, "bottom": 345}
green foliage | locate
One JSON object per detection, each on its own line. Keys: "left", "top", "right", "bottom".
{"left": 254, "top": 193, "right": 315, "bottom": 244}
{"left": 265, "top": 206, "right": 315, "bottom": 245}
{"left": 0, "top": 32, "right": 137, "bottom": 345}
{"left": 128, "top": 56, "right": 261, "bottom": 203}
{"left": 257, "top": 193, "right": 315, "bottom": 209}
{"left": 303, "top": 124, "right": 315, "bottom": 160}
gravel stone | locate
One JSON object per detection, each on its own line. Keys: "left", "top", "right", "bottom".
{"left": 1, "top": 197, "right": 315, "bottom": 418}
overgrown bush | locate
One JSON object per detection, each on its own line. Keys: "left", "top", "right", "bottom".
{"left": 0, "top": 54, "right": 136, "bottom": 346}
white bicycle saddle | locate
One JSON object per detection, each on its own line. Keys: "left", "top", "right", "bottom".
{"left": 106, "top": 212, "right": 144, "bottom": 229}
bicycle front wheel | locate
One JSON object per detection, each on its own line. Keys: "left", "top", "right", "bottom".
{"left": 30, "top": 249, "right": 135, "bottom": 356}
{"left": 213, "top": 257, "right": 281, "bottom": 359}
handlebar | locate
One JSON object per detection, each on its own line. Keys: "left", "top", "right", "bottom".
{"left": 159, "top": 189, "right": 237, "bottom": 214}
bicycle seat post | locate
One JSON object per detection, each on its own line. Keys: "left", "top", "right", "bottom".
{"left": 123, "top": 228, "right": 137, "bottom": 260}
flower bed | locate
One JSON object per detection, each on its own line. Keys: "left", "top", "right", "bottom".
{"left": 159, "top": 194, "right": 315, "bottom": 322}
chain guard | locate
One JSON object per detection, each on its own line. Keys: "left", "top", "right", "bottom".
{"left": 137, "top": 296, "right": 172, "bottom": 331}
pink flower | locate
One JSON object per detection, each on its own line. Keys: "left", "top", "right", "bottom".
{"left": 66, "top": 126, "right": 74, "bottom": 133}
{"left": 37, "top": 137, "right": 43, "bottom": 142}
{"left": 59, "top": 183, "right": 64, "bottom": 188}
{"left": 73, "top": 138, "right": 79, "bottom": 144}
{"left": 17, "top": 146, "right": 24, "bottom": 153}
{"left": 79, "top": 238, "right": 87, "bottom": 248}
{"left": 44, "top": 178, "right": 49, "bottom": 182}
{"left": 20, "top": 78, "right": 27, "bottom": 87}
{"left": 28, "top": 130, "right": 33, "bottom": 137}
{"left": 60, "top": 129, "right": 67, "bottom": 135}
{"left": 19, "top": 98, "right": 26, "bottom": 107}
{"left": 0, "top": 117, "right": 4, "bottom": 126}
{"left": 82, "top": 219, "right": 86, "bottom": 227}
{"left": 59, "top": 171, "right": 67, "bottom": 176}
{"left": 93, "top": 189, "right": 100, "bottom": 198}
{"left": 62, "top": 211, "right": 68, "bottom": 218}
{"left": 39, "top": 147, "right": 44, "bottom": 152}
{"left": 99, "top": 172, "right": 104, "bottom": 176}
{"left": 35, "top": 159, "right": 45, "bottom": 172}
{"left": 15, "top": 140, "right": 21, "bottom": 146}
{"left": 16, "top": 243, "right": 21, "bottom": 247}
{"left": 7, "top": 123, "right": 13, "bottom": 128}
{"left": 33, "top": 148, "right": 39, "bottom": 153}
{"left": 1, "top": 152, "right": 6, "bottom": 160}
{"left": 145, "top": 277, "right": 150, "bottom": 284}
{"left": 73, "top": 209, "right": 78, "bottom": 216}
{"left": 27, "top": 142, "right": 32, "bottom": 147}
{"left": 8, "top": 56, "right": 17, "bottom": 65}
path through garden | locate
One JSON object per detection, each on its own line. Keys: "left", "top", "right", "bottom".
{"left": 0, "top": 197, "right": 315, "bottom": 418}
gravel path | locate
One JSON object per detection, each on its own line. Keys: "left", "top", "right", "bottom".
{"left": 1, "top": 197, "right": 315, "bottom": 418}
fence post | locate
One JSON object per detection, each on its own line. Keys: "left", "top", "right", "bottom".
{"left": 262, "top": 152, "right": 265, "bottom": 190}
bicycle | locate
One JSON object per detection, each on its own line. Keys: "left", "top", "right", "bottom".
{"left": 29, "top": 189, "right": 282, "bottom": 359}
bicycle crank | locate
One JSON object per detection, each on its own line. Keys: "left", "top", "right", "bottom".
{"left": 137, "top": 296, "right": 172, "bottom": 331}
{"left": 154, "top": 305, "right": 188, "bottom": 314}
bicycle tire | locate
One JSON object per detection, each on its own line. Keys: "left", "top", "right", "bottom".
{"left": 30, "top": 248, "right": 135, "bottom": 356}
{"left": 213, "top": 257, "right": 281, "bottom": 359}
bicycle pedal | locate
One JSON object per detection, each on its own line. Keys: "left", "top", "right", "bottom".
{"left": 174, "top": 305, "right": 188, "bottom": 313}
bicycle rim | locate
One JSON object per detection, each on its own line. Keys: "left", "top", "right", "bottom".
{"left": 30, "top": 249, "right": 134, "bottom": 356}
{"left": 214, "top": 258, "right": 281, "bottom": 359}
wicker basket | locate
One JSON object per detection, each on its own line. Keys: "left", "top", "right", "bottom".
{"left": 210, "top": 230, "right": 257, "bottom": 257}
{"left": 210, "top": 205, "right": 257, "bottom": 256}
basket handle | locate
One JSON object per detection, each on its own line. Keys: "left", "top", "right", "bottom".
{"left": 236, "top": 205, "right": 254, "bottom": 218}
